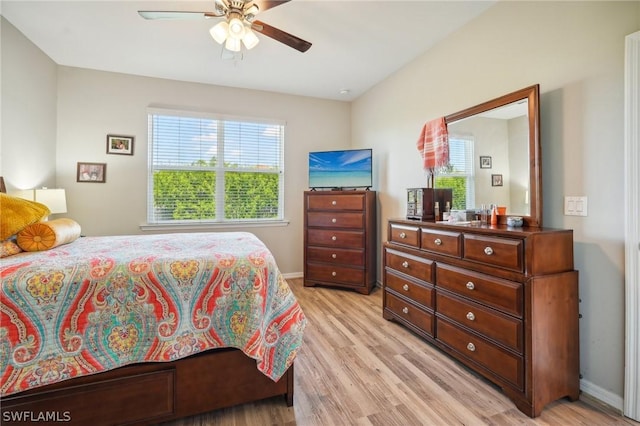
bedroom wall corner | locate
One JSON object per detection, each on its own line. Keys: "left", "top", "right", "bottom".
{"left": 1, "top": 17, "right": 58, "bottom": 192}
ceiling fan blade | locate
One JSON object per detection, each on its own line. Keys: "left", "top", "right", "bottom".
{"left": 252, "top": 20, "right": 311, "bottom": 52}
{"left": 251, "top": 1, "right": 291, "bottom": 13}
{"left": 138, "top": 11, "right": 222, "bottom": 20}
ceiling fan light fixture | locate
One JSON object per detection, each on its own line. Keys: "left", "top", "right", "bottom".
{"left": 210, "top": 21, "right": 229, "bottom": 44}
{"left": 139, "top": 0, "right": 312, "bottom": 53}
{"left": 244, "top": 3, "right": 259, "bottom": 17}
{"left": 225, "top": 37, "right": 242, "bottom": 52}
{"left": 228, "top": 17, "right": 245, "bottom": 39}
{"left": 242, "top": 28, "right": 260, "bottom": 50}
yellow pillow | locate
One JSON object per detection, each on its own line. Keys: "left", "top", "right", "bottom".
{"left": 0, "top": 193, "right": 51, "bottom": 240}
{"left": 17, "top": 218, "right": 81, "bottom": 252}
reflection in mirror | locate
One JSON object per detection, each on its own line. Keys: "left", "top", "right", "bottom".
{"left": 436, "top": 85, "right": 541, "bottom": 227}
{"left": 446, "top": 100, "right": 529, "bottom": 215}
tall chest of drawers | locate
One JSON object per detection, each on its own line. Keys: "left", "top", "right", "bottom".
{"left": 304, "top": 190, "right": 376, "bottom": 294}
{"left": 383, "top": 219, "right": 580, "bottom": 417}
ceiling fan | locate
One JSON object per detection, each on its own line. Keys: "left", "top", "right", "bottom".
{"left": 138, "top": 0, "right": 312, "bottom": 53}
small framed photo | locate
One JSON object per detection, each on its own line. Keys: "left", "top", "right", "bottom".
{"left": 77, "top": 162, "right": 106, "bottom": 183}
{"left": 107, "top": 135, "right": 134, "bottom": 155}
{"left": 491, "top": 174, "right": 503, "bottom": 187}
{"left": 480, "top": 156, "right": 492, "bottom": 169}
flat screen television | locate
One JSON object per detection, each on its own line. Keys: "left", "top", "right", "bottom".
{"left": 308, "top": 148, "right": 372, "bottom": 189}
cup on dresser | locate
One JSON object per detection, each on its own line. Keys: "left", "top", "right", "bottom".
{"left": 480, "top": 204, "right": 488, "bottom": 224}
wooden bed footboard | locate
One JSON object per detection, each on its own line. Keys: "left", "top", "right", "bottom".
{"left": 0, "top": 348, "right": 294, "bottom": 425}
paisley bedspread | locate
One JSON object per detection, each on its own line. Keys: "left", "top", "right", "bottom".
{"left": 0, "top": 232, "right": 306, "bottom": 397}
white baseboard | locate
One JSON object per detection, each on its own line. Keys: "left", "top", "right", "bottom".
{"left": 282, "top": 272, "right": 303, "bottom": 279}
{"left": 580, "top": 378, "right": 624, "bottom": 413}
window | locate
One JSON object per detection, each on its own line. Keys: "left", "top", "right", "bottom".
{"left": 147, "top": 109, "right": 284, "bottom": 225}
{"left": 435, "top": 135, "right": 474, "bottom": 209}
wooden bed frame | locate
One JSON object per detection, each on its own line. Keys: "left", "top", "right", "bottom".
{"left": 0, "top": 348, "right": 294, "bottom": 425}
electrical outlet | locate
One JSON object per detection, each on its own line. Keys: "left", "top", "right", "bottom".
{"left": 564, "top": 196, "right": 588, "bottom": 216}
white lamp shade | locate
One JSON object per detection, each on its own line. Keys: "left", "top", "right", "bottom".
{"left": 242, "top": 28, "right": 260, "bottom": 50}
{"left": 14, "top": 189, "right": 36, "bottom": 202}
{"left": 210, "top": 21, "right": 229, "bottom": 44}
{"left": 228, "top": 17, "right": 245, "bottom": 39}
{"left": 35, "top": 188, "right": 67, "bottom": 214}
{"left": 244, "top": 4, "right": 258, "bottom": 16}
{"left": 225, "top": 37, "right": 242, "bottom": 52}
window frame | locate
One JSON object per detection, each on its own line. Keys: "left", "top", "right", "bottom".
{"left": 144, "top": 107, "right": 286, "bottom": 229}
{"left": 435, "top": 134, "right": 475, "bottom": 210}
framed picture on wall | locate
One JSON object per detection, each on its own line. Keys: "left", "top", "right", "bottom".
{"left": 491, "top": 174, "right": 503, "bottom": 187}
{"left": 77, "top": 162, "right": 106, "bottom": 183}
{"left": 480, "top": 156, "right": 492, "bottom": 169}
{"left": 107, "top": 135, "right": 134, "bottom": 155}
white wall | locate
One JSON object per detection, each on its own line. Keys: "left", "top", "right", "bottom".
{"left": 0, "top": 17, "right": 57, "bottom": 190}
{"left": 54, "top": 67, "right": 350, "bottom": 274}
{"left": 351, "top": 0, "right": 639, "bottom": 409}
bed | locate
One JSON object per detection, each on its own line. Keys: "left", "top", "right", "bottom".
{"left": 0, "top": 230, "right": 306, "bottom": 425}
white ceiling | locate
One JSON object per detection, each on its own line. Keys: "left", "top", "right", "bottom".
{"left": 1, "top": 1, "right": 495, "bottom": 101}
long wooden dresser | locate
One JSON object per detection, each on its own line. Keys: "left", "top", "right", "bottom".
{"left": 383, "top": 219, "right": 580, "bottom": 417}
{"left": 304, "top": 190, "right": 376, "bottom": 294}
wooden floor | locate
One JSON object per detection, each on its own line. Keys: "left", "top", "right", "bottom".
{"left": 162, "top": 278, "right": 637, "bottom": 426}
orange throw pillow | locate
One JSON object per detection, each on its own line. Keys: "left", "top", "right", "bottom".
{"left": 17, "top": 218, "right": 81, "bottom": 252}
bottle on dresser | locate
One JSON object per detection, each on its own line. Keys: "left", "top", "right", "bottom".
{"left": 480, "top": 204, "right": 488, "bottom": 224}
{"left": 490, "top": 204, "right": 498, "bottom": 225}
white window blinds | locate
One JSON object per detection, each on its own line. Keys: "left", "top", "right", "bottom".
{"left": 435, "top": 136, "right": 475, "bottom": 209}
{"left": 147, "top": 110, "right": 284, "bottom": 224}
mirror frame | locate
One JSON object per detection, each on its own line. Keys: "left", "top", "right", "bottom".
{"left": 444, "top": 84, "right": 542, "bottom": 227}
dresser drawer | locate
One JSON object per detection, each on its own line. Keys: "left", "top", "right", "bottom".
{"left": 307, "top": 246, "right": 364, "bottom": 266}
{"left": 306, "top": 263, "right": 364, "bottom": 286}
{"left": 385, "top": 248, "right": 433, "bottom": 282}
{"left": 436, "top": 264, "right": 523, "bottom": 317}
{"left": 385, "top": 292, "right": 434, "bottom": 336}
{"left": 307, "top": 212, "right": 364, "bottom": 229}
{"left": 421, "top": 229, "right": 462, "bottom": 257}
{"left": 385, "top": 271, "right": 434, "bottom": 309}
{"left": 307, "top": 194, "right": 365, "bottom": 211}
{"left": 307, "top": 229, "right": 364, "bottom": 249}
{"left": 437, "top": 318, "right": 523, "bottom": 390}
{"left": 436, "top": 291, "right": 523, "bottom": 353}
{"left": 389, "top": 223, "right": 420, "bottom": 248}
{"left": 463, "top": 234, "right": 523, "bottom": 272}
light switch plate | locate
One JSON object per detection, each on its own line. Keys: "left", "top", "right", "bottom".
{"left": 564, "top": 196, "right": 588, "bottom": 216}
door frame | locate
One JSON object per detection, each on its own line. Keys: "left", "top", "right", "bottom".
{"left": 624, "top": 30, "right": 640, "bottom": 421}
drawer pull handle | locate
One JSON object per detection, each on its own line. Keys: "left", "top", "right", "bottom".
{"left": 332, "top": 218, "right": 337, "bottom": 223}
{"left": 402, "top": 307, "right": 409, "bottom": 314}
{"left": 466, "top": 312, "right": 476, "bottom": 321}
{"left": 402, "top": 261, "right": 409, "bottom": 268}
{"left": 332, "top": 271, "right": 337, "bottom": 277}
{"left": 467, "top": 342, "right": 476, "bottom": 352}
{"left": 484, "top": 246, "right": 494, "bottom": 255}
{"left": 399, "top": 232, "right": 407, "bottom": 239}
{"left": 332, "top": 200, "right": 337, "bottom": 205}
{"left": 466, "top": 281, "right": 475, "bottom": 290}
{"left": 332, "top": 253, "right": 337, "bottom": 259}
{"left": 402, "top": 284, "right": 409, "bottom": 291}
{"left": 332, "top": 236, "right": 337, "bottom": 241}
{"left": 434, "top": 238, "right": 442, "bottom": 246}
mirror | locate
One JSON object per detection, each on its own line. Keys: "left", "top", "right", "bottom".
{"left": 439, "top": 84, "right": 541, "bottom": 227}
